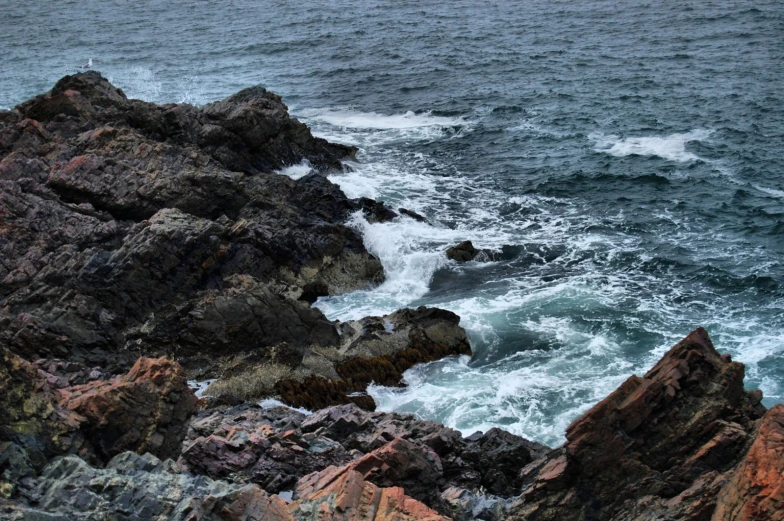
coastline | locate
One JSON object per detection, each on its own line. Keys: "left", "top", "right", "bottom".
{"left": 1, "top": 73, "right": 782, "bottom": 521}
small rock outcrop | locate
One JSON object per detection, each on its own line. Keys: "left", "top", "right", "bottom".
{"left": 205, "top": 306, "right": 472, "bottom": 410}
{"left": 446, "top": 241, "right": 500, "bottom": 262}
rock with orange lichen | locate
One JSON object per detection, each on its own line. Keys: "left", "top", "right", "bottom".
{"left": 712, "top": 404, "right": 784, "bottom": 521}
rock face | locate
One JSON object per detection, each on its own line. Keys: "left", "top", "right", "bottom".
{"left": 0, "top": 71, "right": 381, "bottom": 372}
{"left": 712, "top": 404, "right": 784, "bottom": 521}
{"left": 0, "top": 348, "right": 197, "bottom": 498}
{"left": 58, "top": 356, "right": 198, "bottom": 461}
{"left": 291, "top": 457, "right": 450, "bottom": 521}
{"left": 505, "top": 327, "right": 770, "bottom": 521}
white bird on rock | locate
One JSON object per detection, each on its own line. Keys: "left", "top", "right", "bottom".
{"left": 82, "top": 58, "right": 92, "bottom": 69}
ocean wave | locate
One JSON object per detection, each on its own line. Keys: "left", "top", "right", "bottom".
{"left": 591, "top": 129, "right": 713, "bottom": 162}
{"left": 275, "top": 159, "right": 313, "bottom": 180}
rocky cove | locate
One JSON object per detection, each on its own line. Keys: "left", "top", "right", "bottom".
{"left": 0, "top": 73, "right": 781, "bottom": 520}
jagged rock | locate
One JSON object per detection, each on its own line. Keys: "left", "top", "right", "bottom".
{"left": 291, "top": 460, "right": 450, "bottom": 521}
{"left": 445, "top": 241, "right": 500, "bottom": 262}
{"left": 356, "top": 197, "right": 398, "bottom": 223}
{"left": 217, "top": 306, "right": 473, "bottom": 410}
{"left": 1, "top": 452, "right": 294, "bottom": 521}
{"left": 399, "top": 207, "right": 428, "bottom": 222}
{"left": 0, "top": 72, "right": 381, "bottom": 371}
{"left": 0, "top": 348, "right": 197, "bottom": 479}
{"left": 58, "top": 356, "right": 198, "bottom": 461}
{"left": 441, "top": 487, "right": 509, "bottom": 521}
{"left": 505, "top": 328, "right": 769, "bottom": 521}
{"left": 179, "top": 401, "right": 548, "bottom": 511}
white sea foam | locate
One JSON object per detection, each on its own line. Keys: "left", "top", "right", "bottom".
{"left": 753, "top": 184, "right": 784, "bottom": 199}
{"left": 276, "top": 160, "right": 313, "bottom": 180}
{"left": 258, "top": 398, "right": 313, "bottom": 415}
{"left": 312, "top": 109, "right": 464, "bottom": 130}
{"left": 188, "top": 379, "right": 216, "bottom": 398}
{"left": 592, "top": 129, "right": 713, "bottom": 162}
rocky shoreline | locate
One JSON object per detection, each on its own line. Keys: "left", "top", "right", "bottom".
{"left": 1, "top": 74, "right": 782, "bottom": 521}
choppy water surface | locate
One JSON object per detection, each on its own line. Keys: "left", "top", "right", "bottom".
{"left": 3, "top": 0, "right": 783, "bottom": 446}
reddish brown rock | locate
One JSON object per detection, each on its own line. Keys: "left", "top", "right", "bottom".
{"left": 291, "top": 463, "right": 450, "bottom": 521}
{"left": 58, "top": 356, "right": 198, "bottom": 461}
{"left": 713, "top": 404, "right": 784, "bottom": 521}
{"left": 0, "top": 349, "right": 197, "bottom": 472}
{"left": 506, "top": 328, "right": 767, "bottom": 521}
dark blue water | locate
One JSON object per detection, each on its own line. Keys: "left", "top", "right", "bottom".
{"left": 3, "top": 0, "right": 783, "bottom": 445}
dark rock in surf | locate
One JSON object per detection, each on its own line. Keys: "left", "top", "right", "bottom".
{"left": 446, "top": 240, "right": 501, "bottom": 262}
{"left": 505, "top": 328, "right": 771, "bottom": 521}
{"left": 399, "top": 207, "right": 428, "bottom": 222}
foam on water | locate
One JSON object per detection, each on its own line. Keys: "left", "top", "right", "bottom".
{"left": 311, "top": 109, "right": 464, "bottom": 130}
{"left": 592, "top": 129, "right": 713, "bottom": 162}
{"left": 276, "top": 160, "right": 313, "bottom": 180}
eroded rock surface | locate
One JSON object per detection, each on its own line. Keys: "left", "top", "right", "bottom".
{"left": 0, "top": 348, "right": 197, "bottom": 498}
{"left": 1, "top": 452, "right": 294, "bottom": 521}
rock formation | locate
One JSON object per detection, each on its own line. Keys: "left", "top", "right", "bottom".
{"left": 2, "top": 75, "right": 783, "bottom": 521}
{"left": 505, "top": 327, "right": 774, "bottom": 521}
{"left": 0, "top": 72, "right": 470, "bottom": 412}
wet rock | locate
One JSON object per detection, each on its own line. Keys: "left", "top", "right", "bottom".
{"left": 356, "top": 197, "right": 398, "bottom": 223}
{"left": 506, "top": 328, "right": 769, "bottom": 521}
{"left": 446, "top": 240, "right": 500, "bottom": 262}
{"left": 399, "top": 207, "right": 428, "bottom": 222}
{"left": 273, "top": 306, "right": 472, "bottom": 410}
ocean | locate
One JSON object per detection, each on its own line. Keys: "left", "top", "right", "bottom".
{"left": 2, "top": 0, "right": 782, "bottom": 446}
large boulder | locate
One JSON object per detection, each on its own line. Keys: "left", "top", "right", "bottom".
{"left": 58, "top": 356, "right": 198, "bottom": 461}
{"left": 204, "top": 306, "right": 472, "bottom": 410}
